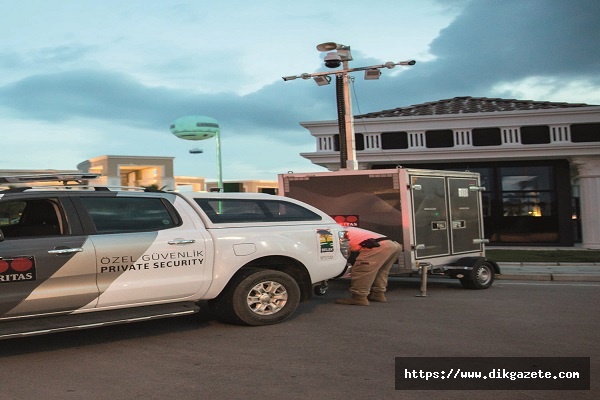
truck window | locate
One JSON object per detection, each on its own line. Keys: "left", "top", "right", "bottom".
{"left": 195, "top": 199, "right": 322, "bottom": 223}
{"left": 0, "top": 199, "right": 63, "bottom": 237}
{"left": 79, "top": 197, "right": 180, "bottom": 234}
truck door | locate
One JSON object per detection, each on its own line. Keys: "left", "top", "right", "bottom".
{"left": 75, "top": 194, "right": 211, "bottom": 308}
{"left": 0, "top": 197, "right": 98, "bottom": 319}
{"left": 448, "top": 177, "right": 483, "bottom": 254}
{"left": 410, "top": 175, "right": 450, "bottom": 258}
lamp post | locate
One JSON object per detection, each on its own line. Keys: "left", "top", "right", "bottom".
{"left": 170, "top": 115, "right": 223, "bottom": 191}
{"left": 283, "top": 42, "right": 415, "bottom": 170}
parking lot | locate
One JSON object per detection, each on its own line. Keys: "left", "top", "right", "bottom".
{"left": 1, "top": 277, "right": 598, "bottom": 400}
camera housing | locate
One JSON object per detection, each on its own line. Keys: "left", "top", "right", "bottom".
{"left": 324, "top": 52, "right": 342, "bottom": 69}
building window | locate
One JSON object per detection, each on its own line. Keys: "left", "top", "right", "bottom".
{"left": 223, "top": 182, "right": 243, "bottom": 192}
{"left": 571, "top": 123, "right": 600, "bottom": 142}
{"left": 355, "top": 134, "right": 364, "bottom": 150}
{"left": 333, "top": 134, "right": 365, "bottom": 151}
{"left": 520, "top": 125, "right": 551, "bottom": 144}
{"left": 472, "top": 128, "right": 502, "bottom": 146}
{"left": 497, "top": 166, "right": 558, "bottom": 243}
{"left": 0, "top": 199, "right": 64, "bottom": 237}
{"left": 381, "top": 132, "right": 409, "bottom": 149}
{"left": 425, "top": 129, "right": 454, "bottom": 148}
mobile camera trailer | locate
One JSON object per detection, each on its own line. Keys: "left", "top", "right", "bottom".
{"left": 279, "top": 168, "right": 500, "bottom": 292}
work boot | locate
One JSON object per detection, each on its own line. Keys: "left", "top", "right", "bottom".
{"left": 335, "top": 295, "right": 369, "bottom": 306}
{"left": 367, "top": 292, "right": 387, "bottom": 303}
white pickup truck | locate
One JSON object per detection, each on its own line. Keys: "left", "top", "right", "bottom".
{"left": 0, "top": 174, "right": 350, "bottom": 339}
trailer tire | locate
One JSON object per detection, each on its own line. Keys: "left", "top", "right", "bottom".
{"left": 210, "top": 268, "right": 300, "bottom": 326}
{"left": 460, "top": 261, "right": 495, "bottom": 289}
{"left": 314, "top": 281, "right": 329, "bottom": 296}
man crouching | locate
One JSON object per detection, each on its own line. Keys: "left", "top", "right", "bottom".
{"left": 336, "top": 226, "right": 403, "bottom": 306}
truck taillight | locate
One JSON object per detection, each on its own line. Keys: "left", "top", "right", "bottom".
{"left": 338, "top": 230, "right": 350, "bottom": 259}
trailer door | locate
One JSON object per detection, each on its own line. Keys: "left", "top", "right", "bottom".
{"left": 410, "top": 175, "right": 450, "bottom": 258}
{"left": 448, "top": 177, "right": 483, "bottom": 254}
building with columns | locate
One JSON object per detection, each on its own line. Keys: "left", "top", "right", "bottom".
{"left": 299, "top": 97, "right": 600, "bottom": 248}
{"left": 75, "top": 155, "right": 278, "bottom": 193}
{"left": 77, "top": 155, "right": 177, "bottom": 190}
{"left": 1, "top": 155, "right": 277, "bottom": 194}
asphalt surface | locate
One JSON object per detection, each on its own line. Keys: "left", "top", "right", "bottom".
{"left": 1, "top": 278, "right": 597, "bottom": 400}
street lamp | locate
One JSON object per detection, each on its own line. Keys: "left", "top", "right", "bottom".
{"left": 170, "top": 115, "right": 223, "bottom": 191}
{"left": 283, "top": 42, "right": 415, "bottom": 170}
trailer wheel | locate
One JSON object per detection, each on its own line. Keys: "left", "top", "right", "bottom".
{"left": 314, "top": 281, "right": 329, "bottom": 296}
{"left": 210, "top": 268, "right": 300, "bottom": 326}
{"left": 460, "top": 261, "right": 495, "bottom": 289}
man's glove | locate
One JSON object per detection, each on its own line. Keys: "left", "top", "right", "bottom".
{"left": 359, "top": 238, "right": 381, "bottom": 249}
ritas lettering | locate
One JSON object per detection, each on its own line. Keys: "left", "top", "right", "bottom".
{"left": 0, "top": 273, "right": 34, "bottom": 282}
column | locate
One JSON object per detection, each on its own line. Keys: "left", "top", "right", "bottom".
{"left": 364, "top": 133, "right": 381, "bottom": 150}
{"left": 572, "top": 157, "right": 600, "bottom": 249}
{"left": 453, "top": 129, "right": 472, "bottom": 147}
{"left": 408, "top": 131, "right": 426, "bottom": 148}
{"left": 501, "top": 127, "right": 520, "bottom": 144}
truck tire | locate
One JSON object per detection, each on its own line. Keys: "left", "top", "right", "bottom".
{"left": 211, "top": 268, "right": 301, "bottom": 326}
{"left": 460, "top": 261, "right": 495, "bottom": 289}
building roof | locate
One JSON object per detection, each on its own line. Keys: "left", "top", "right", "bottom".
{"left": 355, "top": 96, "right": 594, "bottom": 119}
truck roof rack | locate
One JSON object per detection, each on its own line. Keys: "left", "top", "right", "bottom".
{"left": 0, "top": 173, "right": 167, "bottom": 193}
{"left": 0, "top": 173, "right": 100, "bottom": 184}
{"left": 0, "top": 185, "right": 164, "bottom": 193}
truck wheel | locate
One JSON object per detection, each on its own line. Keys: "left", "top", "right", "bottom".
{"left": 211, "top": 268, "right": 300, "bottom": 326}
{"left": 460, "top": 261, "right": 495, "bottom": 289}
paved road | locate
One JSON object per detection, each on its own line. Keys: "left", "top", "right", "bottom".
{"left": 1, "top": 277, "right": 598, "bottom": 400}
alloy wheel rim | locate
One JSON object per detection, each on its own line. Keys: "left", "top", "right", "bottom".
{"left": 246, "top": 281, "right": 288, "bottom": 315}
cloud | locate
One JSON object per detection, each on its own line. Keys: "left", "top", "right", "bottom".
{"left": 430, "top": 0, "right": 600, "bottom": 77}
{"left": 0, "top": 68, "right": 334, "bottom": 146}
{"left": 0, "top": 70, "right": 175, "bottom": 123}
{"left": 337, "top": 0, "right": 600, "bottom": 111}
{"left": 0, "top": 0, "right": 597, "bottom": 181}
{"left": 492, "top": 77, "right": 600, "bottom": 104}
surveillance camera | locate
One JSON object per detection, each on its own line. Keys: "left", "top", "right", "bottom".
{"left": 324, "top": 52, "right": 342, "bottom": 69}
{"left": 398, "top": 60, "right": 416, "bottom": 66}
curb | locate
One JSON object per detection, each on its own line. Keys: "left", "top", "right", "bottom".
{"left": 495, "top": 262, "right": 600, "bottom": 282}
{"left": 551, "top": 274, "right": 600, "bottom": 282}
{"left": 496, "top": 274, "right": 600, "bottom": 282}
{"left": 496, "top": 274, "right": 551, "bottom": 281}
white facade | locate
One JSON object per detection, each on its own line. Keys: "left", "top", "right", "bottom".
{"left": 300, "top": 99, "right": 600, "bottom": 248}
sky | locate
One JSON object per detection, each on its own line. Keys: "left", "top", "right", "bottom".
{"left": 1, "top": 0, "right": 599, "bottom": 181}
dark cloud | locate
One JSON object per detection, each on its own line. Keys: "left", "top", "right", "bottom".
{"left": 353, "top": 0, "right": 600, "bottom": 110}
{"left": 429, "top": 0, "right": 600, "bottom": 78}
{"left": 0, "top": 70, "right": 179, "bottom": 123}
{"left": 0, "top": 69, "right": 332, "bottom": 144}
